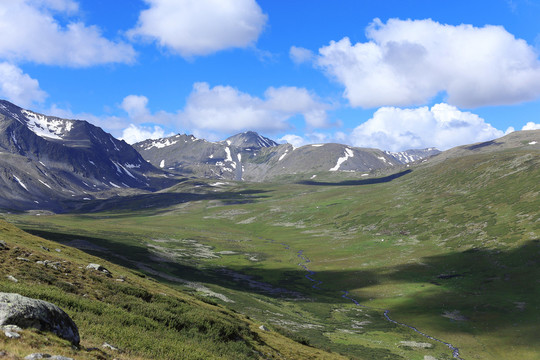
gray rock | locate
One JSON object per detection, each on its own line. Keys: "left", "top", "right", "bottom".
{"left": 25, "top": 354, "right": 51, "bottom": 360}
{"left": 0, "top": 240, "right": 8, "bottom": 250}
{"left": 4, "top": 330, "right": 21, "bottom": 338}
{"left": 259, "top": 325, "right": 269, "bottom": 331}
{"left": 6, "top": 275, "right": 18, "bottom": 283}
{"left": 16, "top": 257, "right": 30, "bottom": 262}
{"left": 0, "top": 293, "right": 80, "bottom": 345}
{"left": 86, "top": 263, "right": 110, "bottom": 274}
{"left": 51, "top": 356, "right": 74, "bottom": 360}
{"left": 102, "top": 342, "right": 119, "bottom": 351}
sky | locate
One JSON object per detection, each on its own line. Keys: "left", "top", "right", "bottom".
{"left": 1, "top": 0, "right": 540, "bottom": 151}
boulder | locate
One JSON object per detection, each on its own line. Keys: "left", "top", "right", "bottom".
{"left": 86, "top": 263, "right": 110, "bottom": 274}
{"left": 0, "top": 293, "right": 79, "bottom": 345}
{"left": 0, "top": 240, "right": 8, "bottom": 250}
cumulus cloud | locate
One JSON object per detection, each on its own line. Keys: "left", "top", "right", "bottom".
{"left": 129, "top": 0, "right": 267, "bottom": 57}
{"left": 522, "top": 121, "right": 540, "bottom": 130}
{"left": 120, "top": 95, "right": 151, "bottom": 120}
{"left": 290, "top": 46, "right": 314, "bottom": 64}
{"left": 0, "top": 62, "right": 47, "bottom": 107}
{"left": 279, "top": 134, "right": 306, "bottom": 147}
{"left": 120, "top": 124, "right": 171, "bottom": 144}
{"left": 180, "top": 82, "right": 330, "bottom": 132}
{"left": 317, "top": 18, "right": 540, "bottom": 108}
{"left": 350, "top": 103, "right": 505, "bottom": 151}
{"left": 0, "top": 1, "right": 135, "bottom": 66}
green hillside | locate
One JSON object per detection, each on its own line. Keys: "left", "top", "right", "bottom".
{"left": 0, "top": 220, "right": 343, "bottom": 360}
{"left": 3, "top": 138, "right": 539, "bottom": 359}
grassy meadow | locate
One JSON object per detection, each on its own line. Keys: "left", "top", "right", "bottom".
{"left": 3, "top": 148, "right": 539, "bottom": 359}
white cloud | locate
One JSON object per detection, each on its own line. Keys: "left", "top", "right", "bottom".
{"left": 350, "top": 103, "right": 505, "bottom": 151}
{"left": 279, "top": 134, "right": 305, "bottom": 148}
{"left": 522, "top": 121, "right": 540, "bottom": 130}
{"left": 290, "top": 46, "right": 314, "bottom": 64}
{"left": 317, "top": 18, "right": 540, "bottom": 108}
{"left": 180, "top": 82, "right": 330, "bottom": 132}
{"left": 30, "top": 0, "right": 78, "bottom": 13}
{"left": 129, "top": 0, "right": 267, "bottom": 57}
{"left": 0, "top": 62, "right": 47, "bottom": 107}
{"left": 0, "top": 1, "right": 135, "bottom": 66}
{"left": 120, "top": 95, "right": 151, "bottom": 120}
{"left": 120, "top": 124, "right": 171, "bottom": 144}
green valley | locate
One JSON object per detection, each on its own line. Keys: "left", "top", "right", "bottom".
{"left": 3, "top": 136, "right": 538, "bottom": 359}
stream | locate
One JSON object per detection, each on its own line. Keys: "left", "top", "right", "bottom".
{"left": 266, "top": 238, "right": 464, "bottom": 359}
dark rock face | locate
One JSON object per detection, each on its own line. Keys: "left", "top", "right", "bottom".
{"left": 0, "top": 293, "right": 80, "bottom": 345}
{"left": 0, "top": 99, "right": 176, "bottom": 211}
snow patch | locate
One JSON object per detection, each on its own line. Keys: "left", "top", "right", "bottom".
{"left": 13, "top": 175, "right": 28, "bottom": 191}
{"left": 529, "top": 141, "right": 538, "bottom": 145}
{"left": 159, "top": 159, "right": 165, "bottom": 168}
{"left": 237, "top": 153, "right": 242, "bottom": 162}
{"left": 22, "top": 110, "right": 73, "bottom": 140}
{"left": 311, "top": 144, "right": 324, "bottom": 147}
{"left": 278, "top": 150, "right": 288, "bottom": 161}
{"left": 38, "top": 179, "right": 51, "bottom": 189}
{"left": 225, "top": 147, "right": 233, "bottom": 162}
{"left": 109, "top": 182, "right": 121, "bottom": 188}
{"left": 330, "top": 148, "right": 354, "bottom": 171}
{"left": 144, "top": 138, "right": 178, "bottom": 150}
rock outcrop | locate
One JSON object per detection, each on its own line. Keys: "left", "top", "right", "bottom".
{"left": 0, "top": 293, "right": 79, "bottom": 345}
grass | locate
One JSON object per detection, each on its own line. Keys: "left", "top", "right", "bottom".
{"left": 3, "top": 148, "right": 539, "bottom": 359}
{"left": 0, "top": 220, "right": 344, "bottom": 360}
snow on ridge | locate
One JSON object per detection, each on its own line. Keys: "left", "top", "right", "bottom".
{"left": 13, "top": 175, "right": 28, "bottom": 191}
{"left": 22, "top": 109, "right": 73, "bottom": 140}
{"left": 144, "top": 138, "right": 178, "bottom": 150}
{"left": 330, "top": 148, "right": 354, "bottom": 171}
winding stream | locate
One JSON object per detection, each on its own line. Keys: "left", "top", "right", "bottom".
{"left": 267, "top": 239, "right": 464, "bottom": 359}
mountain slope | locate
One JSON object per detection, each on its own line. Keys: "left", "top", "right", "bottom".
{"left": 0, "top": 100, "right": 175, "bottom": 211}
{"left": 0, "top": 219, "right": 343, "bottom": 359}
{"left": 135, "top": 132, "right": 418, "bottom": 182}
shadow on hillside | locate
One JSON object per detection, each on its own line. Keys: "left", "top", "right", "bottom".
{"left": 21, "top": 227, "right": 540, "bottom": 343}
{"left": 382, "top": 239, "right": 540, "bottom": 343}
{"left": 297, "top": 169, "right": 412, "bottom": 186}
{"left": 64, "top": 188, "right": 271, "bottom": 215}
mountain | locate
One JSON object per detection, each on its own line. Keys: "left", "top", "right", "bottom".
{"left": 424, "top": 130, "right": 540, "bottom": 165}
{"left": 0, "top": 100, "right": 173, "bottom": 211}
{"left": 385, "top": 147, "right": 441, "bottom": 164}
{"left": 135, "top": 132, "right": 437, "bottom": 182}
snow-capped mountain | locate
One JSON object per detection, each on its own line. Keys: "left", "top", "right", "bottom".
{"left": 0, "top": 100, "right": 172, "bottom": 211}
{"left": 385, "top": 148, "right": 441, "bottom": 164}
{"left": 135, "top": 132, "right": 425, "bottom": 181}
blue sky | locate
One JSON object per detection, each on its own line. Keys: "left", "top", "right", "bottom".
{"left": 1, "top": 0, "right": 540, "bottom": 151}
